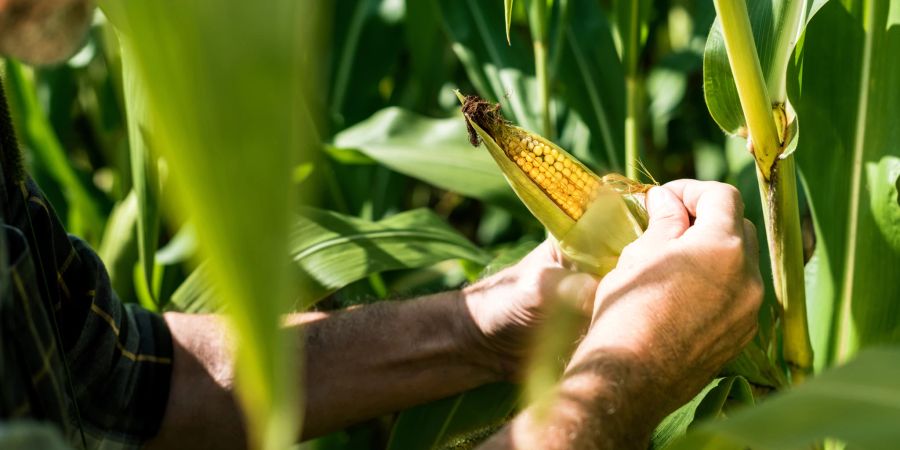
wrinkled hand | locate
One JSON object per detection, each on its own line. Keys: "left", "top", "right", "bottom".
{"left": 575, "top": 180, "right": 763, "bottom": 417}
{"left": 463, "top": 240, "right": 599, "bottom": 378}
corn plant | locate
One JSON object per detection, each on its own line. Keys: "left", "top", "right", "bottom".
{"left": 2, "top": 0, "right": 898, "bottom": 449}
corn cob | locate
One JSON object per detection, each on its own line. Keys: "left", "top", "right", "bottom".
{"left": 458, "top": 92, "right": 651, "bottom": 276}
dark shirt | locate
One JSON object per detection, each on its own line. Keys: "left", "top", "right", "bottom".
{"left": 0, "top": 79, "right": 173, "bottom": 449}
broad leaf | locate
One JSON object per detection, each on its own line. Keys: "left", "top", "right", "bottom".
{"left": 788, "top": 0, "right": 900, "bottom": 366}
{"left": 651, "top": 376, "right": 753, "bottom": 449}
{"left": 100, "top": 1, "right": 324, "bottom": 447}
{"left": 387, "top": 382, "right": 518, "bottom": 450}
{"left": 672, "top": 347, "right": 900, "bottom": 450}
{"left": 291, "top": 207, "right": 491, "bottom": 308}
{"left": 332, "top": 107, "right": 527, "bottom": 215}
{"left": 169, "top": 208, "right": 491, "bottom": 313}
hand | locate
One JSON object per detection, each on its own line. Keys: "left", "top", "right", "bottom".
{"left": 574, "top": 180, "right": 763, "bottom": 421}
{"left": 463, "top": 240, "right": 599, "bottom": 379}
{"left": 475, "top": 180, "right": 764, "bottom": 450}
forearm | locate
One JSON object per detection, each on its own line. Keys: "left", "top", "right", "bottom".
{"left": 478, "top": 345, "right": 661, "bottom": 450}
{"left": 149, "top": 290, "right": 500, "bottom": 449}
{"left": 301, "top": 290, "right": 500, "bottom": 437}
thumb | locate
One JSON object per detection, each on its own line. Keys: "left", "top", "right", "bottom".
{"left": 634, "top": 186, "right": 690, "bottom": 249}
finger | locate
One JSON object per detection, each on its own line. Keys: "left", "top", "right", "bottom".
{"left": 663, "top": 179, "right": 744, "bottom": 236}
{"left": 634, "top": 186, "right": 690, "bottom": 249}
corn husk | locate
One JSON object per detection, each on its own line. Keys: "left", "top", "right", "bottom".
{"left": 457, "top": 92, "right": 650, "bottom": 276}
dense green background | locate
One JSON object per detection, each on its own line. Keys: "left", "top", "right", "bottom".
{"left": 1, "top": 0, "right": 898, "bottom": 449}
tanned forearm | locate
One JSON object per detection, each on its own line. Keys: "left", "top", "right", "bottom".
{"left": 299, "top": 291, "right": 501, "bottom": 438}
{"left": 477, "top": 344, "right": 662, "bottom": 450}
{"left": 148, "top": 291, "right": 502, "bottom": 450}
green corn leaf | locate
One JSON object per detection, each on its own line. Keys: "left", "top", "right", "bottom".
{"left": 332, "top": 107, "right": 527, "bottom": 216}
{"left": 169, "top": 208, "right": 491, "bottom": 313}
{"left": 555, "top": 0, "right": 626, "bottom": 171}
{"left": 435, "top": 0, "right": 539, "bottom": 131}
{"left": 788, "top": 0, "right": 900, "bottom": 367}
{"left": 119, "top": 47, "right": 160, "bottom": 307}
{"left": 98, "top": 190, "right": 139, "bottom": 303}
{"left": 100, "top": 1, "right": 325, "bottom": 447}
{"left": 330, "top": 0, "right": 404, "bottom": 128}
{"left": 651, "top": 376, "right": 753, "bottom": 449}
{"left": 387, "top": 382, "right": 518, "bottom": 450}
{"left": 671, "top": 347, "right": 900, "bottom": 450}
{"left": 2, "top": 61, "right": 106, "bottom": 244}
{"left": 290, "top": 207, "right": 491, "bottom": 308}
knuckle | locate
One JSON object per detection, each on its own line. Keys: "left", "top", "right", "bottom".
{"left": 716, "top": 181, "right": 741, "bottom": 198}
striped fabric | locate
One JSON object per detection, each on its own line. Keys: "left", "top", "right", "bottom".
{"left": 0, "top": 79, "right": 173, "bottom": 450}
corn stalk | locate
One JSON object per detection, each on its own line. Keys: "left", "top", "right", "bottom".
{"left": 622, "top": 0, "right": 642, "bottom": 180}
{"left": 712, "top": 0, "right": 812, "bottom": 383}
{"left": 526, "top": 0, "right": 552, "bottom": 138}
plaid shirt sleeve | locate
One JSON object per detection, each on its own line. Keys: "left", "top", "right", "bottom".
{"left": 1, "top": 142, "right": 174, "bottom": 448}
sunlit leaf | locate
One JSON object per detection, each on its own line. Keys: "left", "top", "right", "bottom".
{"left": 332, "top": 107, "right": 527, "bottom": 215}
{"left": 788, "top": 0, "right": 900, "bottom": 366}
{"left": 100, "top": 1, "right": 326, "bottom": 447}
{"left": 672, "top": 347, "right": 900, "bottom": 450}
{"left": 169, "top": 208, "right": 491, "bottom": 313}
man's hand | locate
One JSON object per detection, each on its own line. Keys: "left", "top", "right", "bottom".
{"left": 462, "top": 240, "right": 599, "bottom": 378}
{"left": 480, "top": 180, "right": 764, "bottom": 449}
{"left": 582, "top": 180, "right": 763, "bottom": 413}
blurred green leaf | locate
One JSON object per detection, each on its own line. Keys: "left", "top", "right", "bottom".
{"left": 435, "top": 0, "right": 540, "bottom": 131}
{"left": 98, "top": 190, "right": 138, "bottom": 303}
{"left": 330, "top": 0, "right": 405, "bottom": 129}
{"left": 332, "top": 107, "right": 528, "bottom": 215}
{"left": 788, "top": 0, "right": 900, "bottom": 366}
{"left": 388, "top": 382, "right": 518, "bottom": 450}
{"left": 555, "top": 0, "right": 626, "bottom": 171}
{"left": 100, "top": 0, "right": 325, "bottom": 447}
{"left": 170, "top": 207, "right": 491, "bottom": 313}
{"left": 3, "top": 61, "right": 106, "bottom": 244}
{"left": 120, "top": 46, "right": 160, "bottom": 306}
{"left": 672, "top": 347, "right": 900, "bottom": 450}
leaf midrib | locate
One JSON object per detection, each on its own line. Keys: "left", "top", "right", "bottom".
{"left": 835, "top": 2, "right": 876, "bottom": 361}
